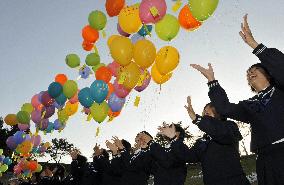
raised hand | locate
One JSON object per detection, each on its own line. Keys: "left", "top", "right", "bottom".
{"left": 106, "top": 140, "right": 118, "bottom": 155}
{"left": 158, "top": 124, "right": 176, "bottom": 139}
{"left": 184, "top": 96, "right": 197, "bottom": 121}
{"left": 190, "top": 63, "right": 215, "bottom": 82}
{"left": 112, "top": 136, "right": 125, "bottom": 150}
{"left": 239, "top": 14, "right": 259, "bottom": 49}
{"left": 93, "top": 143, "right": 102, "bottom": 156}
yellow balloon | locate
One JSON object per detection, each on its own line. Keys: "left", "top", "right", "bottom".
{"left": 155, "top": 46, "right": 180, "bottom": 75}
{"left": 107, "top": 35, "right": 120, "bottom": 48}
{"left": 17, "top": 140, "right": 33, "bottom": 155}
{"left": 151, "top": 63, "right": 173, "bottom": 84}
{"left": 118, "top": 4, "right": 142, "bottom": 34}
{"left": 65, "top": 102, "right": 79, "bottom": 116}
{"left": 110, "top": 36, "right": 133, "bottom": 66}
{"left": 118, "top": 62, "right": 141, "bottom": 90}
{"left": 133, "top": 39, "right": 156, "bottom": 69}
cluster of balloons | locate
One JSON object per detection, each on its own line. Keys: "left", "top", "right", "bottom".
{"left": 0, "top": 149, "right": 12, "bottom": 177}
{"left": 13, "top": 158, "right": 42, "bottom": 179}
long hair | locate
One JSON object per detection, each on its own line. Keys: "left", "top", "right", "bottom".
{"left": 204, "top": 103, "right": 226, "bottom": 121}
{"left": 173, "top": 124, "right": 185, "bottom": 141}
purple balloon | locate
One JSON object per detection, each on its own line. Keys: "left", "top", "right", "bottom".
{"left": 18, "top": 123, "right": 30, "bottom": 131}
{"left": 117, "top": 23, "right": 130, "bottom": 37}
{"left": 36, "top": 119, "right": 49, "bottom": 130}
{"left": 41, "top": 91, "right": 55, "bottom": 107}
{"left": 53, "top": 101, "right": 64, "bottom": 110}
{"left": 32, "top": 135, "right": 41, "bottom": 147}
{"left": 0, "top": 155, "right": 4, "bottom": 162}
{"left": 108, "top": 93, "right": 125, "bottom": 112}
{"left": 43, "top": 106, "right": 55, "bottom": 119}
{"left": 14, "top": 131, "right": 26, "bottom": 145}
{"left": 6, "top": 136, "right": 17, "bottom": 150}
{"left": 38, "top": 91, "right": 45, "bottom": 103}
{"left": 31, "top": 110, "right": 41, "bottom": 124}
{"left": 135, "top": 70, "right": 151, "bottom": 92}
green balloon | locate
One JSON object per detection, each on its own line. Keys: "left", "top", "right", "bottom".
{"left": 16, "top": 111, "right": 30, "bottom": 124}
{"left": 155, "top": 14, "right": 180, "bottom": 41}
{"left": 92, "top": 63, "right": 106, "bottom": 73}
{"left": 58, "top": 109, "right": 69, "bottom": 123}
{"left": 66, "top": 54, "right": 80, "bottom": 68}
{"left": 86, "top": 53, "right": 100, "bottom": 66}
{"left": 63, "top": 80, "right": 78, "bottom": 99}
{"left": 188, "top": 0, "right": 219, "bottom": 21}
{"left": 90, "top": 101, "right": 109, "bottom": 123}
{"left": 88, "top": 10, "right": 107, "bottom": 31}
{"left": 0, "top": 149, "right": 3, "bottom": 155}
{"left": 0, "top": 164, "right": 8, "bottom": 173}
{"left": 21, "top": 103, "right": 34, "bottom": 114}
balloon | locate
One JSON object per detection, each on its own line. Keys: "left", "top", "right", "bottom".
{"left": 86, "top": 53, "right": 100, "bottom": 66}
{"left": 155, "top": 46, "right": 179, "bottom": 75}
{"left": 118, "top": 62, "right": 140, "bottom": 90}
{"left": 188, "top": 0, "right": 219, "bottom": 21}
{"left": 54, "top": 119, "right": 62, "bottom": 130}
{"left": 31, "top": 94, "right": 42, "bottom": 110}
{"left": 14, "top": 131, "right": 26, "bottom": 145}
{"left": 14, "top": 165, "right": 22, "bottom": 175}
{"left": 41, "top": 91, "right": 55, "bottom": 107}
{"left": 65, "top": 54, "right": 80, "bottom": 68}
{"left": 108, "top": 109, "right": 121, "bottom": 118}
{"left": 63, "top": 80, "right": 78, "bottom": 99}
{"left": 118, "top": 4, "right": 142, "bottom": 34}
{"left": 57, "top": 109, "right": 69, "bottom": 123}
{"left": 3, "top": 157, "right": 12, "bottom": 166}
{"left": 113, "top": 79, "right": 131, "bottom": 98}
{"left": 46, "top": 122, "right": 54, "bottom": 133}
{"left": 48, "top": 82, "right": 63, "bottom": 98}
{"left": 18, "top": 123, "right": 30, "bottom": 131}
{"left": 82, "top": 25, "right": 99, "bottom": 43}
{"left": 90, "top": 101, "right": 109, "bottom": 123}
{"left": 4, "top": 114, "right": 18, "bottom": 126}
{"left": 109, "top": 36, "right": 133, "bottom": 66}
{"left": 106, "top": 83, "right": 114, "bottom": 100}
{"left": 65, "top": 102, "right": 79, "bottom": 116}
{"left": 82, "top": 40, "right": 94, "bottom": 51}
{"left": 28, "top": 161, "right": 38, "bottom": 172}
{"left": 138, "top": 25, "right": 152, "bottom": 37}
{"left": 92, "top": 63, "right": 106, "bottom": 73}
{"left": 78, "top": 87, "right": 94, "bottom": 108}
{"left": 35, "top": 164, "right": 42, "bottom": 173}
{"left": 135, "top": 69, "right": 151, "bottom": 92}
{"left": 0, "top": 149, "right": 2, "bottom": 156}
{"left": 69, "top": 90, "right": 79, "bottom": 104}
{"left": 55, "top": 93, "right": 67, "bottom": 106}
{"left": 90, "top": 80, "right": 109, "bottom": 103}
{"left": 32, "top": 135, "right": 41, "bottom": 147}
{"left": 117, "top": 23, "right": 130, "bottom": 37}
{"left": 133, "top": 39, "right": 156, "bottom": 68}
{"left": 178, "top": 5, "right": 202, "bottom": 30}
{"left": 6, "top": 136, "right": 17, "bottom": 150}
{"left": 36, "top": 119, "right": 49, "bottom": 131}
{"left": 17, "top": 140, "right": 33, "bottom": 154}
{"left": 151, "top": 63, "right": 172, "bottom": 84}
{"left": 88, "top": 10, "right": 107, "bottom": 30}
{"left": 79, "top": 66, "right": 92, "bottom": 79}
{"left": 130, "top": 33, "right": 144, "bottom": 44}
{"left": 105, "top": 0, "right": 125, "bottom": 17}
{"left": 108, "top": 93, "right": 125, "bottom": 112}
{"left": 83, "top": 107, "right": 91, "bottom": 115}
{"left": 43, "top": 106, "right": 55, "bottom": 119}
{"left": 0, "top": 164, "right": 8, "bottom": 173}
{"left": 95, "top": 66, "right": 112, "bottom": 83}
{"left": 21, "top": 103, "right": 34, "bottom": 114}
{"left": 31, "top": 110, "right": 41, "bottom": 124}
{"left": 155, "top": 14, "right": 180, "bottom": 41}
{"left": 55, "top": 74, "right": 68, "bottom": 85}
{"left": 107, "top": 61, "right": 120, "bottom": 77}
{"left": 38, "top": 91, "right": 46, "bottom": 103}
{"left": 139, "top": 0, "right": 167, "bottom": 23}
{"left": 107, "top": 35, "right": 120, "bottom": 48}
{"left": 16, "top": 111, "right": 30, "bottom": 124}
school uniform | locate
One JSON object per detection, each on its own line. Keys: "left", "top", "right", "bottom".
{"left": 208, "top": 44, "right": 284, "bottom": 185}
{"left": 171, "top": 116, "right": 250, "bottom": 185}
{"left": 64, "top": 155, "right": 88, "bottom": 185}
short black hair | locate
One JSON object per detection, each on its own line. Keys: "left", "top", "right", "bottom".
{"left": 173, "top": 124, "right": 185, "bottom": 141}
{"left": 140, "top": 131, "right": 153, "bottom": 139}
{"left": 121, "top": 139, "right": 131, "bottom": 152}
{"left": 203, "top": 103, "right": 226, "bottom": 121}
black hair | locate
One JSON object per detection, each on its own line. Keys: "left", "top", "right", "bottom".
{"left": 53, "top": 164, "right": 65, "bottom": 180}
{"left": 203, "top": 103, "right": 226, "bottom": 121}
{"left": 140, "top": 131, "right": 153, "bottom": 139}
{"left": 121, "top": 139, "right": 131, "bottom": 152}
{"left": 101, "top": 149, "right": 109, "bottom": 159}
{"left": 173, "top": 124, "right": 185, "bottom": 141}
{"left": 247, "top": 63, "right": 274, "bottom": 92}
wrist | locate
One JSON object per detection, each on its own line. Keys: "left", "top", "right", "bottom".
{"left": 250, "top": 40, "right": 259, "bottom": 49}
{"left": 208, "top": 77, "right": 215, "bottom": 82}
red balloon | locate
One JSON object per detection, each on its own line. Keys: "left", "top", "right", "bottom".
{"left": 105, "top": 0, "right": 125, "bottom": 17}
{"left": 82, "top": 25, "right": 99, "bottom": 43}
{"left": 28, "top": 161, "right": 38, "bottom": 171}
{"left": 82, "top": 40, "right": 94, "bottom": 51}
{"left": 55, "top": 74, "right": 68, "bottom": 85}
{"left": 107, "top": 83, "right": 114, "bottom": 100}
{"left": 95, "top": 66, "right": 112, "bottom": 83}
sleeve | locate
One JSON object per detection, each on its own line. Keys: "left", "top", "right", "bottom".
{"left": 253, "top": 44, "right": 284, "bottom": 88}
{"left": 194, "top": 115, "right": 243, "bottom": 144}
{"left": 170, "top": 139, "right": 200, "bottom": 164}
{"left": 148, "top": 141, "right": 174, "bottom": 168}
{"left": 208, "top": 80, "right": 251, "bottom": 123}
{"left": 108, "top": 155, "right": 125, "bottom": 176}
{"left": 119, "top": 149, "right": 131, "bottom": 168}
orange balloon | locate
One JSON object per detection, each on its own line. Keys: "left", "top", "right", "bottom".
{"left": 96, "top": 66, "right": 112, "bottom": 83}
{"left": 55, "top": 74, "right": 68, "bottom": 85}
{"left": 151, "top": 63, "right": 173, "bottom": 84}
{"left": 4, "top": 114, "right": 18, "bottom": 126}
{"left": 108, "top": 109, "right": 120, "bottom": 117}
{"left": 28, "top": 161, "right": 38, "bottom": 171}
{"left": 82, "top": 40, "right": 94, "bottom": 51}
{"left": 82, "top": 25, "right": 99, "bottom": 43}
{"left": 105, "top": 0, "right": 125, "bottom": 17}
{"left": 107, "top": 83, "right": 114, "bottom": 100}
{"left": 179, "top": 5, "right": 202, "bottom": 31}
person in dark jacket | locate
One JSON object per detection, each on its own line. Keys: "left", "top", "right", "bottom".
{"left": 190, "top": 14, "right": 284, "bottom": 185}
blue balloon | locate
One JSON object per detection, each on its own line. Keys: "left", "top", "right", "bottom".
{"left": 48, "top": 82, "right": 63, "bottom": 98}
{"left": 108, "top": 93, "right": 125, "bottom": 112}
{"left": 32, "top": 147, "right": 39, "bottom": 154}
{"left": 55, "top": 93, "right": 67, "bottom": 106}
{"left": 90, "top": 80, "right": 109, "bottom": 103}
{"left": 138, "top": 25, "right": 153, "bottom": 37}
{"left": 0, "top": 155, "right": 4, "bottom": 163}
{"left": 14, "top": 131, "right": 26, "bottom": 145}
{"left": 46, "top": 122, "right": 54, "bottom": 133}
{"left": 3, "top": 157, "right": 12, "bottom": 166}
{"left": 79, "top": 66, "right": 92, "bottom": 79}
{"left": 78, "top": 87, "right": 94, "bottom": 108}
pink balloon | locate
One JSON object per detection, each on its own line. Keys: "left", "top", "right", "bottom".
{"left": 14, "top": 165, "right": 22, "bottom": 175}
{"left": 139, "top": 0, "right": 167, "bottom": 24}
{"left": 83, "top": 107, "right": 90, "bottom": 115}
{"left": 18, "top": 123, "right": 30, "bottom": 131}
{"left": 117, "top": 23, "right": 130, "bottom": 37}
{"left": 135, "top": 70, "right": 151, "bottom": 92}
{"left": 31, "top": 110, "right": 41, "bottom": 124}
{"left": 69, "top": 90, "right": 79, "bottom": 104}
{"left": 107, "top": 61, "right": 121, "bottom": 77}
{"left": 113, "top": 79, "right": 131, "bottom": 98}
{"left": 31, "top": 135, "right": 41, "bottom": 147}
{"left": 31, "top": 94, "right": 41, "bottom": 109}
{"left": 41, "top": 91, "right": 55, "bottom": 107}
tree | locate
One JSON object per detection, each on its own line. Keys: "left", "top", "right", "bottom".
{"left": 238, "top": 121, "right": 251, "bottom": 156}
{"left": 46, "top": 138, "right": 74, "bottom": 163}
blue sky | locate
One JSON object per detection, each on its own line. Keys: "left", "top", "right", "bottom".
{"left": 1, "top": 0, "right": 284, "bottom": 163}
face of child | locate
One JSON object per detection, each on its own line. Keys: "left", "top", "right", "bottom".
{"left": 247, "top": 67, "right": 270, "bottom": 91}
{"left": 202, "top": 105, "right": 216, "bottom": 118}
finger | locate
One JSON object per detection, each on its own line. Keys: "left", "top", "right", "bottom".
{"left": 208, "top": 63, "right": 213, "bottom": 71}
{"left": 241, "top": 23, "right": 247, "bottom": 34}
{"left": 243, "top": 14, "right": 250, "bottom": 30}
{"left": 239, "top": 31, "right": 246, "bottom": 42}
